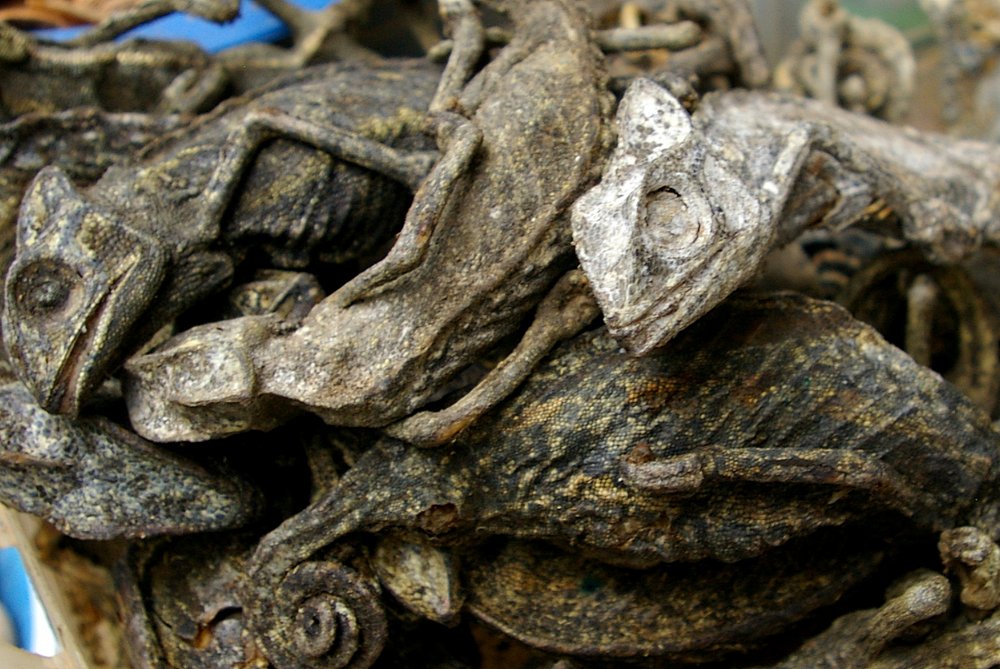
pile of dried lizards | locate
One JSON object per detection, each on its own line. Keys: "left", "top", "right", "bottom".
{"left": 3, "top": 0, "right": 1000, "bottom": 667}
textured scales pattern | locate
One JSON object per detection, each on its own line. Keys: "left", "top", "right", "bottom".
{"left": 4, "top": 58, "right": 441, "bottom": 416}
{"left": 244, "top": 292, "right": 1000, "bottom": 667}
{"left": 464, "top": 536, "right": 883, "bottom": 660}
{"left": 121, "top": 0, "right": 615, "bottom": 443}
{"left": 573, "top": 78, "right": 1000, "bottom": 355}
{"left": 0, "top": 380, "right": 260, "bottom": 539}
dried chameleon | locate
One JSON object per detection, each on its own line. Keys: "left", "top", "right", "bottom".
{"left": 244, "top": 292, "right": 1000, "bottom": 668}
{"left": 572, "top": 77, "right": 1000, "bottom": 354}
{"left": 123, "top": 0, "right": 616, "bottom": 445}
{"left": 4, "top": 57, "right": 442, "bottom": 415}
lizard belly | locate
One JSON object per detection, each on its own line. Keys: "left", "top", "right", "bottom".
{"left": 225, "top": 138, "right": 411, "bottom": 270}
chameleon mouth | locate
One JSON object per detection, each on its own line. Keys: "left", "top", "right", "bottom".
{"left": 46, "top": 277, "right": 123, "bottom": 415}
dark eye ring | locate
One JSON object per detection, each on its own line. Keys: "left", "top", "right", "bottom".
{"left": 12, "top": 259, "right": 82, "bottom": 318}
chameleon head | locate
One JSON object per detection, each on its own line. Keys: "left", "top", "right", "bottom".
{"left": 3, "top": 166, "right": 167, "bottom": 416}
{"left": 571, "top": 78, "right": 774, "bottom": 355}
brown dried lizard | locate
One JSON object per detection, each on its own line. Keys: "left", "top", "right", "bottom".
{"left": 244, "top": 292, "right": 1000, "bottom": 668}
{"left": 123, "top": 0, "right": 616, "bottom": 444}
{"left": 572, "top": 78, "right": 1000, "bottom": 354}
{"left": 0, "top": 108, "right": 186, "bottom": 283}
{"left": 0, "top": 377, "right": 261, "bottom": 538}
{"left": 4, "top": 57, "right": 442, "bottom": 415}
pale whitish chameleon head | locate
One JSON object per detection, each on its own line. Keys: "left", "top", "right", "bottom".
{"left": 3, "top": 166, "right": 167, "bottom": 415}
{"left": 571, "top": 79, "right": 786, "bottom": 355}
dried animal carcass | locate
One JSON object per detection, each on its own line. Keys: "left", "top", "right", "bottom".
{"left": 572, "top": 78, "right": 1000, "bottom": 355}
{"left": 3, "top": 57, "right": 443, "bottom": 415}
{"left": 0, "top": 108, "right": 186, "bottom": 277}
{"left": 758, "top": 528, "right": 1000, "bottom": 669}
{"left": 0, "top": 377, "right": 261, "bottom": 539}
{"left": 591, "top": 0, "right": 770, "bottom": 93}
{"left": 244, "top": 292, "right": 1000, "bottom": 668}
{"left": 121, "top": 0, "right": 615, "bottom": 445}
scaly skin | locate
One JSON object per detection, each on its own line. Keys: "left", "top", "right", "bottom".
{"left": 0, "top": 22, "right": 225, "bottom": 117}
{"left": 0, "top": 108, "right": 186, "bottom": 278}
{"left": 122, "top": 0, "right": 615, "bottom": 443}
{"left": 0, "top": 379, "right": 261, "bottom": 539}
{"left": 245, "top": 292, "right": 1000, "bottom": 667}
{"left": 3, "top": 58, "right": 442, "bottom": 415}
{"left": 572, "top": 80, "right": 1000, "bottom": 356}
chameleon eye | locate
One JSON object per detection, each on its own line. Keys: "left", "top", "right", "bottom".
{"left": 12, "top": 259, "right": 82, "bottom": 319}
{"left": 32, "top": 276, "right": 70, "bottom": 310}
{"left": 640, "top": 185, "right": 711, "bottom": 262}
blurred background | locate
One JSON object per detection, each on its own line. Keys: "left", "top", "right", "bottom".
{"left": 751, "top": 0, "right": 929, "bottom": 62}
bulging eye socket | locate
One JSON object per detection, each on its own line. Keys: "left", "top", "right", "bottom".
{"left": 11, "top": 258, "right": 84, "bottom": 321}
{"left": 639, "top": 185, "right": 714, "bottom": 261}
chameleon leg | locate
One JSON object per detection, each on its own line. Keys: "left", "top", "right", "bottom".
{"left": 940, "top": 526, "right": 1000, "bottom": 611}
{"left": 904, "top": 274, "right": 938, "bottom": 368}
{"left": 430, "top": 0, "right": 485, "bottom": 113}
{"left": 384, "top": 270, "right": 600, "bottom": 447}
{"left": 431, "top": 10, "right": 711, "bottom": 80}
{"left": 333, "top": 111, "right": 482, "bottom": 307}
{"left": 799, "top": 0, "right": 845, "bottom": 108}
{"left": 199, "top": 107, "right": 438, "bottom": 233}
{"left": 252, "top": 0, "right": 338, "bottom": 39}
{"left": 767, "top": 569, "right": 951, "bottom": 669}
{"left": 156, "top": 63, "right": 229, "bottom": 114}
{"left": 66, "top": 0, "right": 239, "bottom": 46}
{"left": 245, "top": 0, "right": 371, "bottom": 65}
{"left": 594, "top": 22, "right": 703, "bottom": 52}
{"left": 622, "top": 446, "right": 924, "bottom": 514}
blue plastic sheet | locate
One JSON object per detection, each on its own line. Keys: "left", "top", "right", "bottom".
{"left": 32, "top": 0, "right": 337, "bottom": 53}
{"left": 0, "top": 547, "right": 34, "bottom": 650}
